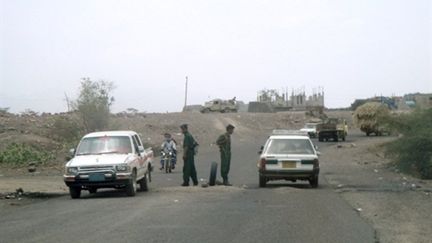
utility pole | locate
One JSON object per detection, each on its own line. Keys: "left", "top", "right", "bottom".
{"left": 64, "top": 92, "right": 70, "bottom": 112}
{"left": 184, "top": 76, "right": 188, "bottom": 109}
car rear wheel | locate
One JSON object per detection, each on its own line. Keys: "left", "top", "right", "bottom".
{"left": 139, "top": 174, "right": 148, "bottom": 192}
{"left": 309, "top": 175, "right": 319, "bottom": 188}
{"left": 259, "top": 175, "right": 267, "bottom": 188}
{"left": 69, "top": 187, "right": 81, "bottom": 199}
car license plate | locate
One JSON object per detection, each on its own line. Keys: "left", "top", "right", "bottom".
{"left": 89, "top": 173, "right": 105, "bottom": 182}
{"left": 282, "top": 161, "right": 296, "bottom": 168}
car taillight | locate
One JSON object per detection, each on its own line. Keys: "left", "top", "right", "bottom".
{"left": 260, "top": 158, "right": 266, "bottom": 170}
{"left": 313, "top": 159, "right": 319, "bottom": 168}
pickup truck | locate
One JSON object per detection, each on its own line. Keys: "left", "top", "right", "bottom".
{"left": 64, "top": 131, "right": 154, "bottom": 198}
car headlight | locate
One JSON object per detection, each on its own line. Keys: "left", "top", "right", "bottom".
{"left": 66, "top": 167, "right": 78, "bottom": 175}
{"left": 115, "top": 164, "right": 130, "bottom": 172}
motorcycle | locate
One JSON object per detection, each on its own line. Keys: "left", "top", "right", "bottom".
{"left": 161, "top": 151, "right": 174, "bottom": 173}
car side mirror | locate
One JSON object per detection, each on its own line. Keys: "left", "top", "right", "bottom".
{"left": 138, "top": 145, "right": 145, "bottom": 153}
{"left": 316, "top": 151, "right": 321, "bottom": 156}
{"left": 66, "top": 148, "right": 75, "bottom": 161}
{"left": 69, "top": 148, "right": 76, "bottom": 158}
{"left": 258, "top": 145, "right": 264, "bottom": 155}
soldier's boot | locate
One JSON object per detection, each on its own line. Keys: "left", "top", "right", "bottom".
{"left": 223, "top": 179, "right": 232, "bottom": 186}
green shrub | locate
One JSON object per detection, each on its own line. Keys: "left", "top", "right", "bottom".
{"left": 386, "top": 108, "right": 432, "bottom": 179}
{"left": 0, "top": 143, "right": 55, "bottom": 166}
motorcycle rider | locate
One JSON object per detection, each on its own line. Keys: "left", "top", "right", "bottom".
{"left": 160, "top": 133, "right": 177, "bottom": 170}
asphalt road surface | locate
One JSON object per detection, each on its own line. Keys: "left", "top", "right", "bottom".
{"left": 0, "top": 135, "right": 376, "bottom": 243}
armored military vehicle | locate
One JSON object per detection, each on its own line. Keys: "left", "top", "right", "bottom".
{"left": 200, "top": 98, "right": 238, "bottom": 113}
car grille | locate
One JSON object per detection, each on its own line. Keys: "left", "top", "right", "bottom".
{"left": 79, "top": 165, "right": 114, "bottom": 172}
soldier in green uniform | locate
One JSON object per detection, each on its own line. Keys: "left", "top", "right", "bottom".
{"left": 216, "top": 124, "right": 235, "bottom": 186}
{"left": 180, "top": 124, "right": 198, "bottom": 186}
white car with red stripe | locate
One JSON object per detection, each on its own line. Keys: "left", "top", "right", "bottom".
{"left": 64, "top": 131, "right": 153, "bottom": 198}
{"left": 257, "top": 130, "right": 320, "bottom": 188}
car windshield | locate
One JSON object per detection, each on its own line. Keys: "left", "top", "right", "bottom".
{"left": 305, "top": 124, "right": 316, "bottom": 129}
{"left": 76, "top": 136, "right": 132, "bottom": 155}
{"left": 265, "top": 138, "right": 315, "bottom": 155}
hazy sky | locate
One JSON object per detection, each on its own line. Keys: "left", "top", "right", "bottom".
{"left": 1, "top": 0, "right": 431, "bottom": 113}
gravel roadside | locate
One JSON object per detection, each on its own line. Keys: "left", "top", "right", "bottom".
{"left": 321, "top": 133, "right": 432, "bottom": 243}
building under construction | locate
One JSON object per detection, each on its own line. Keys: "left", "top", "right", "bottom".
{"left": 248, "top": 87, "right": 325, "bottom": 113}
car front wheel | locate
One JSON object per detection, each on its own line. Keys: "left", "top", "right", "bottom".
{"left": 69, "top": 187, "right": 81, "bottom": 199}
{"left": 126, "top": 172, "right": 137, "bottom": 196}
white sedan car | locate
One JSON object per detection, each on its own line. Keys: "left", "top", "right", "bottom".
{"left": 300, "top": 123, "right": 319, "bottom": 138}
{"left": 257, "top": 130, "right": 320, "bottom": 188}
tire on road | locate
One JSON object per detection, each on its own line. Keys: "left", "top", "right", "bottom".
{"left": 125, "top": 171, "right": 137, "bottom": 196}
{"left": 139, "top": 174, "right": 149, "bottom": 192}
{"left": 209, "top": 162, "right": 218, "bottom": 186}
{"left": 69, "top": 187, "right": 81, "bottom": 199}
{"left": 148, "top": 164, "right": 152, "bottom": 182}
{"left": 259, "top": 175, "right": 267, "bottom": 188}
{"left": 309, "top": 175, "right": 319, "bottom": 188}
{"left": 165, "top": 158, "right": 171, "bottom": 173}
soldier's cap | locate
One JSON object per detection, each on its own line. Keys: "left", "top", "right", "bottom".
{"left": 227, "top": 124, "right": 235, "bottom": 130}
{"left": 180, "top": 124, "right": 188, "bottom": 129}
{"left": 164, "top": 133, "right": 171, "bottom": 137}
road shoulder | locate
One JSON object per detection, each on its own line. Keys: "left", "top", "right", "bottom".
{"left": 320, "top": 135, "right": 432, "bottom": 243}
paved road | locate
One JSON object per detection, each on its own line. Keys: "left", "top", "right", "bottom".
{"left": 0, "top": 135, "right": 376, "bottom": 243}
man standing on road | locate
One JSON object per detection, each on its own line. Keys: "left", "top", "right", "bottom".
{"left": 180, "top": 124, "right": 198, "bottom": 186}
{"left": 216, "top": 124, "right": 235, "bottom": 186}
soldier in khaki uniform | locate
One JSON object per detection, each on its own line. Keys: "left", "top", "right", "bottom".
{"left": 216, "top": 124, "right": 235, "bottom": 186}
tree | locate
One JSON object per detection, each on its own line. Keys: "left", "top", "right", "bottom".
{"left": 73, "top": 78, "right": 115, "bottom": 132}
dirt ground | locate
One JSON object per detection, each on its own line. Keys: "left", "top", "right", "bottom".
{"left": 321, "top": 134, "right": 432, "bottom": 243}
{"left": 1, "top": 111, "right": 431, "bottom": 242}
